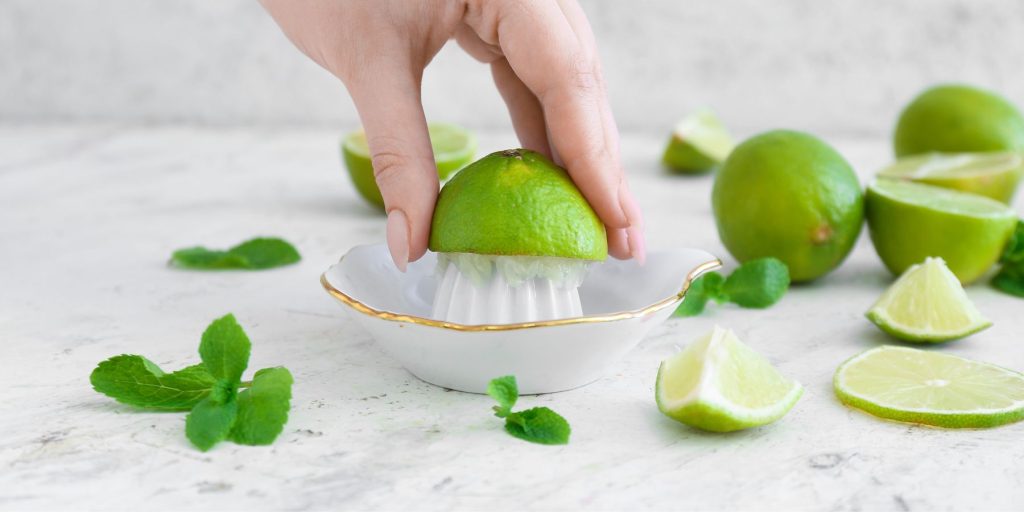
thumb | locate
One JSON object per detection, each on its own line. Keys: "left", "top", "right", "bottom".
{"left": 348, "top": 74, "right": 439, "bottom": 272}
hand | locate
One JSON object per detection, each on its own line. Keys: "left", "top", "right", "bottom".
{"left": 260, "top": 0, "right": 645, "bottom": 270}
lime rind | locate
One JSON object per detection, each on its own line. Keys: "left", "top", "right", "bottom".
{"left": 663, "top": 109, "right": 735, "bottom": 173}
{"left": 866, "top": 257, "right": 992, "bottom": 343}
{"left": 834, "top": 345, "right": 1024, "bottom": 428}
{"left": 656, "top": 326, "right": 803, "bottom": 432}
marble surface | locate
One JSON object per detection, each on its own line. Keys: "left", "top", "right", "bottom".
{"left": 2, "top": 126, "right": 1024, "bottom": 511}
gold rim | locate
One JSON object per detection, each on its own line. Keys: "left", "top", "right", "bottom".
{"left": 319, "top": 257, "right": 721, "bottom": 332}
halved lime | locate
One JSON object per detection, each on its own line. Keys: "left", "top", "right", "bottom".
{"left": 877, "top": 152, "right": 1023, "bottom": 204}
{"left": 341, "top": 123, "right": 477, "bottom": 209}
{"left": 866, "top": 257, "right": 991, "bottom": 342}
{"left": 865, "top": 179, "right": 1017, "bottom": 284}
{"left": 656, "top": 326, "right": 802, "bottom": 432}
{"left": 662, "top": 109, "right": 735, "bottom": 174}
{"left": 834, "top": 345, "right": 1024, "bottom": 428}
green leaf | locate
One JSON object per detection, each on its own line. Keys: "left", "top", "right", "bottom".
{"left": 185, "top": 395, "right": 239, "bottom": 452}
{"left": 1000, "top": 220, "right": 1024, "bottom": 265}
{"left": 723, "top": 258, "right": 790, "bottom": 308}
{"left": 487, "top": 375, "right": 518, "bottom": 418}
{"left": 170, "top": 237, "right": 300, "bottom": 270}
{"left": 90, "top": 355, "right": 215, "bottom": 411}
{"left": 230, "top": 367, "right": 294, "bottom": 445}
{"left": 199, "top": 314, "right": 251, "bottom": 383}
{"left": 673, "top": 272, "right": 725, "bottom": 317}
{"left": 993, "top": 266, "right": 1024, "bottom": 298}
{"left": 504, "top": 407, "right": 571, "bottom": 445}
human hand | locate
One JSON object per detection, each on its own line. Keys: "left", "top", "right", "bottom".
{"left": 260, "top": 0, "right": 645, "bottom": 270}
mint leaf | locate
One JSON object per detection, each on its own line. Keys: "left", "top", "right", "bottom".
{"left": 487, "top": 375, "right": 518, "bottom": 418}
{"left": 90, "top": 356, "right": 215, "bottom": 411}
{"left": 673, "top": 272, "right": 725, "bottom": 317}
{"left": 230, "top": 367, "right": 293, "bottom": 445}
{"left": 993, "top": 266, "right": 1024, "bottom": 298}
{"left": 171, "top": 237, "right": 300, "bottom": 270}
{"left": 185, "top": 396, "right": 239, "bottom": 452}
{"left": 504, "top": 407, "right": 571, "bottom": 445}
{"left": 1000, "top": 221, "right": 1024, "bottom": 265}
{"left": 199, "top": 314, "right": 251, "bottom": 383}
{"left": 723, "top": 258, "right": 790, "bottom": 308}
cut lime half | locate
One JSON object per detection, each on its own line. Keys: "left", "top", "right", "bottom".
{"left": 877, "top": 152, "right": 1023, "bottom": 204}
{"left": 656, "top": 326, "right": 802, "bottom": 432}
{"left": 866, "top": 257, "right": 991, "bottom": 342}
{"left": 834, "top": 345, "right": 1024, "bottom": 428}
{"left": 662, "top": 109, "right": 735, "bottom": 174}
{"left": 342, "top": 122, "right": 477, "bottom": 209}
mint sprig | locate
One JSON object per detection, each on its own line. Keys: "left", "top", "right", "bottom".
{"left": 90, "top": 314, "right": 294, "bottom": 451}
{"left": 992, "top": 220, "right": 1024, "bottom": 298}
{"left": 171, "top": 237, "right": 300, "bottom": 270}
{"left": 486, "top": 376, "right": 570, "bottom": 445}
{"left": 674, "top": 257, "right": 790, "bottom": 317}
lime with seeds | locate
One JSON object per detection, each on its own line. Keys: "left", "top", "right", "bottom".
{"left": 341, "top": 122, "right": 477, "bottom": 209}
{"left": 877, "top": 152, "right": 1023, "bottom": 204}
{"left": 894, "top": 84, "right": 1024, "bottom": 157}
{"left": 429, "top": 149, "right": 607, "bottom": 260}
{"left": 865, "top": 179, "right": 1016, "bottom": 284}
{"left": 834, "top": 345, "right": 1024, "bottom": 428}
{"left": 712, "top": 130, "right": 864, "bottom": 282}
{"left": 662, "top": 109, "right": 735, "bottom": 174}
{"left": 656, "top": 326, "right": 802, "bottom": 433}
{"left": 866, "top": 257, "right": 991, "bottom": 343}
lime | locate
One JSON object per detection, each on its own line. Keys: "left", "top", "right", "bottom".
{"left": 341, "top": 123, "right": 477, "bottom": 209}
{"left": 894, "top": 84, "right": 1024, "bottom": 157}
{"left": 877, "top": 152, "right": 1023, "bottom": 204}
{"left": 662, "top": 109, "right": 735, "bottom": 174}
{"left": 712, "top": 130, "right": 864, "bottom": 282}
{"left": 429, "top": 149, "right": 607, "bottom": 260}
{"left": 834, "top": 345, "right": 1024, "bottom": 428}
{"left": 866, "top": 257, "right": 991, "bottom": 343}
{"left": 865, "top": 179, "right": 1016, "bottom": 284}
{"left": 656, "top": 326, "right": 802, "bottom": 432}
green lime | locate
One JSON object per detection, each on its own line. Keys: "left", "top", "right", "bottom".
{"left": 894, "top": 84, "right": 1024, "bottom": 157}
{"left": 656, "top": 325, "right": 802, "bottom": 433}
{"left": 834, "top": 345, "right": 1024, "bottom": 428}
{"left": 712, "top": 130, "right": 864, "bottom": 282}
{"left": 429, "top": 149, "right": 607, "bottom": 260}
{"left": 877, "top": 152, "right": 1024, "bottom": 204}
{"left": 662, "top": 109, "right": 735, "bottom": 174}
{"left": 865, "top": 179, "right": 1016, "bottom": 284}
{"left": 866, "top": 257, "right": 991, "bottom": 343}
{"left": 341, "top": 122, "right": 477, "bottom": 209}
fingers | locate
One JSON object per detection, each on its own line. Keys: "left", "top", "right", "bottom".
{"left": 347, "top": 71, "right": 438, "bottom": 271}
{"left": 490, "top": 58, "right": 552, "bottom": 157}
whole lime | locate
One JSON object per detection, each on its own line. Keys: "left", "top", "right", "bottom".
{"left": 712, "top": 130, "right": 863, "bottom": 282}
{"left": 429, "top": 149, "right": 606, "bottom": 260}
{"left": 894, "top": 84, "right": 1024, "bottom": 157}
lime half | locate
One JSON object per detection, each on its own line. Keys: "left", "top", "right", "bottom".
{"left": 662, "top": 109, "right": 735, "bottom": 174}
{"left": 878, "top": 152, "right": 1024, "bottom": 204}
{"left": 341, "top": 122, "right": 477, "bottom": 209}
{"left": 865, "top": 179, "right": 1017, "bottom": 284}
{"left": 656, "top": 326, "right": 802, "bottom": 432}
{"left": 834, "top": 345, "right": 1024, "bottom": 428}
{"left": 866, "top": 257, "right": 991, "bottom": 343}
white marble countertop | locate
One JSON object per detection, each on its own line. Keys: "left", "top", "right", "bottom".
{"left": 2, "top": 125, "right": 1023, "bottom": 511}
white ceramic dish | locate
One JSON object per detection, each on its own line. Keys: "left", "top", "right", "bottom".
{"left": 321, "top": 244, "right": 720, "bottom": 394}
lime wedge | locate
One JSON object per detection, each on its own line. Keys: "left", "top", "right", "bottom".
{"left": 877, "top": 152, "right": 1023, "bottom": 204}
{"left": 662, "top": 109, "right": 735, "bottom": 174}
{"left": 656, "top": 326, "right": 802, "bottom": 432}
{"left": 341, "top": 123, "right": 477, "bottom": 209}
{"left": 865, "top": 179, "right": 1017, "bottom": 284}
{"left": 866, "top": 257, "right": 991, "bottom": 342}
{"left": 834, "top": 345, "right": 1024, "bottom": 428}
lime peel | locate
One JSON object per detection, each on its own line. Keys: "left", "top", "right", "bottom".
{"left": 663, "top": 109, "right": 735, "bottom": 173}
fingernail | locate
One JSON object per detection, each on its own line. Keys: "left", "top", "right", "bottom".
{"left": 386, "top": 209, "right": 410, "bottom": 272}
{"left": 618, "top": 181, "right": 643, "bottom": 229}
{"left": 628, "top": 225, "right": 647, "bottom": 266}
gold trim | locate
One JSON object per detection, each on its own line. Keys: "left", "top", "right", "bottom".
{"left": 320, "top": 258, "right": 721, "bottom": 332}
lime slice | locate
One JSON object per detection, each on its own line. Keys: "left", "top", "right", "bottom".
{"left": 834, "top": 345, "right": 1024, "bottom": 428}
{"left": 662, "top": 109, "right": 735, "bottom": 174}
{"left": 656, "top": 326, "right": 802, "bottom": 432}
{"left": 865, "top": 179, "right": 1017, "bottom": 284}
{"left": 341, "top": 123, "right": 477, "bottom": 209}
{"left": 877, "top": 152, "right": 1023, "bottom": 204}
{"left": 866, "top": 257, "right": 991, "bottom": 342}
